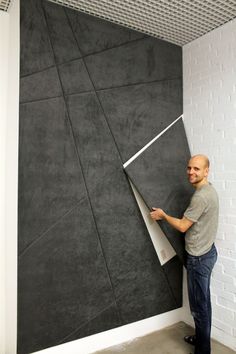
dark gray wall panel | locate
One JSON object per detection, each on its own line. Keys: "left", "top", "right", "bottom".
{"left": 117, "top": 267, "right": 177, "bottom": 324}
{"left": 18, "top": 201, "right": 116, "bottom": 354}
{"left": 87, "top": 172, "right": 158, "bottom": 285}
{"left": 162, "top": 256, "right": 183, "bottom": 307}
{"left": 66, "top": 8, "right": 145, "bottom": 56}
{"left": 60, "top": 304, "right": 121, "bottom": 344}
{"left": 85, "top": 37, "right": 182, "bottom": 90}
{"left": 98, "top": 79, "right": 183, "bottom": 162}
{"left": 67, "top": 92, "right": 178, "bottom": 320}
{"left": 20, "top": 66, "right": 62, "bottom": 103}
{"left": 42, "top": 0, "right": 82, "bottom": 64}
{"left": 66, "top": 93, "right": 122, "bottom": 188}
{"left": 58, "top": 59, "right": 93, "bottom": 95}
{"left": 20, "top": 0, "right": 54, "bottom": 76}
{"left": 80, "top": 162, "right": 178, "bottom": 323}
{"left": 19, "top": 1, "right": 184, "bottom": 352}
{"left": 18, "top": 97, "right": 85, "bottom": 253}
{"left": 125, "top": 119, "right": 194, "bottom": 261}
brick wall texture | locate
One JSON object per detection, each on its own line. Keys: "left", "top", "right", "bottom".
{"left": 183, "top": 18, "right": 236, "bottom": 351}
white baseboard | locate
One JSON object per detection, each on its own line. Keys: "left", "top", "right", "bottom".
{"left": 34, "top": 307, "right": 184, "bottom": 354}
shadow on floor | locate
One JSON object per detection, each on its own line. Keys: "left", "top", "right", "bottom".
{"left": 94, "top": 322, "right": 235, "bottom": 354}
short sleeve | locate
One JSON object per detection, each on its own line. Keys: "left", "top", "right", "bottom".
{"left": 184, "top": 194, "right": 207, "bottom": 222}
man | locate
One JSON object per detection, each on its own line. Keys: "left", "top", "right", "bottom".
{"left": 150, "top": 154, "right": 219, "bottom": 354}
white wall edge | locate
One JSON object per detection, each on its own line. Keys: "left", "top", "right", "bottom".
{"left": 183, "top": 16, "right": 236, "bottom": 353}
{"left": 4, "top": 0, "right": 20, "bottom": 353}
{"left": 0, "top": 9, "right": 10, "bottom": 354}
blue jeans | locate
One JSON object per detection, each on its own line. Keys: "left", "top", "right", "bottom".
{"left": 186, "top": 244, "right": 217, "bottom": 354}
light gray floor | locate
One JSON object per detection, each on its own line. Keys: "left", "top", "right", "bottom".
{"left": 95, "top": 322, "right": 235, "bottom": 354}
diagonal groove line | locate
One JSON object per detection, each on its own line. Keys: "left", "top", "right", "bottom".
{"left": 59, "top": 76, "right": 182, "bottom": 100}
{"left": 67, "top": 35, "right": 129, "bottom": 165}
{"left": 18, "top": 163, "right": 126, "bottom": 258}
{"left": 162, "top": 266, "right": 180, "bottom": 307}
{"left": 95, "top": 76, "right": 182, "bottom": 93}
{"left": 80, "top": 34, "right": 148, "bottom": 59}
{"left": 28, "top": 5, "right": 182, "bottom": 340}
{"left": 63, "top": 6, "right": 124, "bottom": 324}
{"left": 83, "top": 66, "right": 124, "bottom": 165}
{"left": 64, "top": 7, "right": 184, "bottom": 323}
{"left": 20, "top": 94, "right": 63, "bottom": 105}
{"left": 56, "top": 253, "right": 178, "bottom": 345}
{"left": 19, "top": 200, "right": 85, "bottom": 259}
{"left": 48, "top": 35, "right": 147, "bottom": 68}
{"left": 41, "top": 1, "right": 122, "bottom": 325}
{"left": 57, "top": 300, "right": 120, "bottom": 344}
{"left": 20, "top": 64, "right": 56, "bottom": 79}
{"left": 162, "top": 258, "right": 182, "bottom": 307}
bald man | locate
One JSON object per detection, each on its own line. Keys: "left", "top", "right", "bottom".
{"left": 150, "top": 155, "right": 219, "bottom": 354}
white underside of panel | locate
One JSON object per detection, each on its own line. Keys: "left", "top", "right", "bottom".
{"left": 124, "top": 116, "right": 183, "bottom": 265}
{"left": 130, "top": 180, "right": 176, "bottom": 266}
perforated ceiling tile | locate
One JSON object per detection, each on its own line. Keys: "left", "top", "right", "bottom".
{"left": 2, "top": 0, "right": 236, "bottom": 43}
{"left": 48, "top": 0, "right": 236, "bottom": 46}
{"left": 0, "top": 0, "right": 11, "bottom": 11}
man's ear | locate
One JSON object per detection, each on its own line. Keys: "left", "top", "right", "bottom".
{"left": 204, "top": 167, "right": 209, "bottom": 177}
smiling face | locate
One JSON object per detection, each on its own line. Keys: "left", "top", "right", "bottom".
{"left": 187, "top": 155, "right": 209, "bottom": 188}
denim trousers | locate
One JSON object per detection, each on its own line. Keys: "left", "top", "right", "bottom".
{"left": 186, "top": 244, "right": 217, "bottom": 354}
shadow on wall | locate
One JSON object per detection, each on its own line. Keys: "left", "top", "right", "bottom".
{"left": 18, "top": 0, "right": 188, "bottom": 353}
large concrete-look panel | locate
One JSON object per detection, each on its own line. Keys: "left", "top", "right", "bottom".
{"left": 18, "top": 0, "right": 184, "bottom": 353}
{"left": 66, "top": 92, "right": 178, "bottom": 325}
{"left": 125, "top": 119, "right": 194, "bottom": 262}
{"left": 98, "top": 79, "right": 183, "bottom": 162}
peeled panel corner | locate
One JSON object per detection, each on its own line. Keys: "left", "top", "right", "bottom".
{"left": 125, "top": 118, "right": 194, "bottom": 262}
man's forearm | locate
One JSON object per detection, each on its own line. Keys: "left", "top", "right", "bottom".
{"left": 162, "top": 213, "right": 185, "bottom": 233}
{"left": 150, "top": 208, "right": 193, "bottom": 233}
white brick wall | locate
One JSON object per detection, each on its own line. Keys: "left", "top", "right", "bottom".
{"left": 183, "top": 18, "right": 236, "bottom": 351}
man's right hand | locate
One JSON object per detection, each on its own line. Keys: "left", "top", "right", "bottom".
{"left": 150, "top": 208, "right": 166, "bottom": 220}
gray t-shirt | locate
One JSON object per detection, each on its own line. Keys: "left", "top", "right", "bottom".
{"left": 184, "top": 183, "right": 219, "bottom": 256}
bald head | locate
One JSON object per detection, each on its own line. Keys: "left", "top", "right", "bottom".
{"left": 191, "top": 154, "right": 210, "bottom": 169}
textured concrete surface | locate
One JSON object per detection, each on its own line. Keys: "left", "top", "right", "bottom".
{"left": 18, "top": 200, "right": 118, "bottom": 354}
{"left": 98, "top": 79, "right": 183, "bottom": 163}
{"left": 18, "top": 0, "right": 184, "bottom": 352}
{"left": 85, "top": 37, "right": 182, "bottom": 90}
{"left": 94, "top": 322, "right": 236, "bottom": 354}
{"left": 65, "top": 8, "right": 144, "bottom": 55}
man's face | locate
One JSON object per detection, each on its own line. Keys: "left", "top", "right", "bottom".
{"left": 187, "top": 157, "right": 209, "bottom": 186}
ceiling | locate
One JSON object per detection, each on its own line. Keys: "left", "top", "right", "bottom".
{"left": 1, "top": 0, "right": 236, "bottom": 46}
{"left": 0, "top": 0, "right": 11, "bottom": 11}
